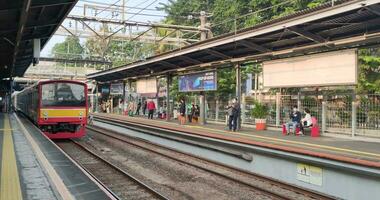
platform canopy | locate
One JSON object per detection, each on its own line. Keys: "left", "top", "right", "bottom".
{"left": 0, "top": 0, "right": 78, "bottom": 79}
{"left": 88, "top": 0, "right": 380, "bottom": 82}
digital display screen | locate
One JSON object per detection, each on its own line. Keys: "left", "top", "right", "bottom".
{"left": 179, "top": 71, "right": 217, "bottom": 92}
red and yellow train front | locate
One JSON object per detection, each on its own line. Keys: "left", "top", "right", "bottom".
{"left": 38, "top": 81, "right": 87, "bottom": 139}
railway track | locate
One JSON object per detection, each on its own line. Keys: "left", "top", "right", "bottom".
{"left": 56, "top": 140, "right": 169, "bottom": 200}
{"left": 86, "top": 123, "right": 336, "bottom": 200}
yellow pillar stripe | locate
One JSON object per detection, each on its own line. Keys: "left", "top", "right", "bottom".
{"left": 186, "top": 125, "right": 380, "bottom": 159}
{"left": 1, "top": 115, "right": 22, "bottom": 200}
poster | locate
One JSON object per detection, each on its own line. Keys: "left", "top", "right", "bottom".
{"left": 179, "top": 71, "right": 217, "bottom": 92}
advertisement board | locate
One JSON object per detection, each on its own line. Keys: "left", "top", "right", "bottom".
{"left": 263, "top": 49, "right": 358, "bottom": 88}
{"left": 100, "top": 84, "right": 110, "bottom": 95}
{"left": 136, "top": 78, "right": 157, "bottom": 94}
{"left": 110, "top": 83, "right": 123, "bottom": 95}
{"left": 179, "top": 71, "right": 217, "bottom": 92}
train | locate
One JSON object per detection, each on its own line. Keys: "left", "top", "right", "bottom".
{"left": 13, "top": 80, "right": 88, "bottom": 139}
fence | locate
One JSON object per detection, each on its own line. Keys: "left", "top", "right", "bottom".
{"left": 204, "top": 93, "right": 380, "bottom": 138}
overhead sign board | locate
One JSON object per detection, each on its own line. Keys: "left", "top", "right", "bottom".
{"left": 263, "top": 49, "right": 358, "bottom": 88}
{"left": 136, "top": 78, "right": 157, "bottom": 94}
{"left": 179, "top": 71, "right": 217, "bottom": 92}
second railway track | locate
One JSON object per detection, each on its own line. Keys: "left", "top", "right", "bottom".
{"left": 84, "top": 123, "right": 335, "bottom": 200}
{"left": 56, "top": 140, "right": 169, "bottom": 200}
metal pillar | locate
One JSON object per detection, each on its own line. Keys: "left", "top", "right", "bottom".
{"left": 199, "top": 92, "right": 206, "bottom": 125}
{"left": 321, "top": 101, "right": 327, "bottom": 134}
{"left": 235, "top": 63, "right": 242, "bottom": 130}
{"left": 215, "top": 99, "right": 219, "bottom": 122}
{"left": 275, "top": 92, "right": 281, "bottom": 127}
{"left": 122, "top": 81, "right": 126, "bottom": 114}
{"left": 351, "top": 100, "right": 357, "bottom": 138}
{"left": 166, "top": 74, "right": 171, "bottom": 121}
{"left": 8, "top": 78, "right": 13, "bottom": 113}
{"left": 241, "top": 93, "right": 246, "bottom": 124}
{"left": 297, "top": 92, "right": 302, "bottom": 110}
{"left": 95, "top": 81, "right": 99, "bottom": 113}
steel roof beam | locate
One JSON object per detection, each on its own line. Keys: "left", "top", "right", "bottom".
{"left": 179, "top": 56, "right": 203, "bottom": 65}
{"left": 288, "top": 26, "right": 328, "bottom": 44}
{"left": 158, "top": 61, "right": 177, "bottom": 69}
{"left": 365, "top": 4, "right": 380, "bottom": 15}
{"left": 12, "top": 0, "right": 32, "bottom": 75}
{"left": 131, "top": 27, "right": 153, "bottom": 42}
{"left": 204, "top": 49, "right": 231, "bottom": 59}
{"left": 238, "top": 40, "right": 272, "bottom": 53}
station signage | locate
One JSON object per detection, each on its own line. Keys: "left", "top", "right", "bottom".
{"left": 179, "top": 70, "right": 217, "bottom": 92}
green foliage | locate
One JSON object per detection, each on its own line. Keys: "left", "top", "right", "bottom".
{"left": 251, "top": 101, "right": 269, "bottom": 119}
{"left": 51, "top": 36, "right": 83, "bottom": 59}
{"left": 358, "top": 48, "right": 380, "bottom": 93}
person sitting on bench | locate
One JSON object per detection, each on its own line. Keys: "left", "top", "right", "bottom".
{"left": 285, "top": 105, "right": 302, "bottom": 135}
{"left": 300, "top": 108, "right": 313, "bottom": 135}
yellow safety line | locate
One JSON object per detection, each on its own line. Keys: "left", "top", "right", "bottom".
{"left": 0, "top": 115, "right": 22, "bottom": 200}
{"left": 14, "top": 114, "right": 74, "bottom": 200}
{"left": 185, "top": 124, "right": 380, "bottom": 158}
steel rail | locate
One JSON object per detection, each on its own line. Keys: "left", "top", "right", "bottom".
{"left": 87, "top": 123, "right": 335, "bottom": 200}
{"left": 59, "top": 139, "right": 170, "bottom": 200}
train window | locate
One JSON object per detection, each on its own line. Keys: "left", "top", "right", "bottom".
{"left": 41, "top": 83, "right": 86, "bottom": 107}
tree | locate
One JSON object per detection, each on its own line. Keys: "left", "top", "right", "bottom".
{"left": 358, "top": 48, "right": 380, "bottom": 93}
{"left": 51, "top": 36, "right": 84, "bottom": 59}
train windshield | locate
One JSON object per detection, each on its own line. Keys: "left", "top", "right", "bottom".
{"left": 41, "top": 83, "right": 86, "bottom": 107}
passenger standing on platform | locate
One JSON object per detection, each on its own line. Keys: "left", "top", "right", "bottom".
{"left": 135, "top": 100, "right": 142, "bottom": 115}
{"left": 193, "top": 105, "right": 200, "bottom": 123}
{"left": 147, "top": 99, "right": 156, "bottom": 119}
{"left": 179, "top": 99, "right": 186, "bottom": 125}
{"left": 190, "top": 104, "right": 196, "bottom": 123}
{"left": 227, "top": 101, "right": 234, "bottom": 130}
{"left": 231, "top": 98, "right": 240, "bottom": 132}
{"left": 142, "top": 100, "right": 147, "bottom": 116}
{"left": 187, "top": 103, "right": 193, "bottom": 123}
{"left": 300, "top": 108, "right": 312, "bottom": 136}
{"left": 285, "top": 105, "right": 302, "bottom": 135}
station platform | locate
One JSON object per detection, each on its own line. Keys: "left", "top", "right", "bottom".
{"left": 94, "top": 113, "right": 380, "bottom": 169}
{"left": 0, "top": 113, "right": 115, "bottom": 200}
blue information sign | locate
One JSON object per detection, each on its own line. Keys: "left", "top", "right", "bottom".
{"left": 179, "top": 71, "right": 217, "bottom": 92}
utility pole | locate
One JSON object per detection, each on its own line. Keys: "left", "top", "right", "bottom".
{"left": 199, "top": 11, "right": 208, "bottom": 125}
{"left": 200, "top": 11, "right": 207, "bottom": 41}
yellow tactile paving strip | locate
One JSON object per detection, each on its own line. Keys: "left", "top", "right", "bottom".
{"left": 0, "top": 115, "right": 22, "bottom": 200}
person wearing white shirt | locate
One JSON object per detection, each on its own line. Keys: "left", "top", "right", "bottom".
{"left": 300, "top": 108, "right": 312, "bottom": 135}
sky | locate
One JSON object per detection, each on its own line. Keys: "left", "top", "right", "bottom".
{"left": 41, "top": 0, "right": 170, "bottom": 56}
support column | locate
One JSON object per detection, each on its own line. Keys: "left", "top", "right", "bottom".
{"left": 322, "top": 101, "right": 327, "bottom": 134}
{"left": 166, "top": 74, "right": 171, "bottom": 121}
{"left": 8, "top": 78, "right": 13, "bottom": 113}
{"left": 235, "top": 63, "right": 242, "bottom": 130}
{"left": 122, "top": 81, "right": 126, "bottom": 115}
{"left": 351, "top": 99, "right": 357, "bottom": 138}
{"left": 215, "top": 98, "right": 219, "bottom": 122}
{"left": 297, "top": 92, "right": 302, "bottom": 110}
{"left": 275, "top": 92, "right": 281, "bottom": 127}
{"left": 241, "top": 93, "right": 246, "bottom": 124}
{"left": 95, "top": 81, "right": 99, "bottom": 113}
{"left": 199, "top": 92, "right": 206, "bottom": 125}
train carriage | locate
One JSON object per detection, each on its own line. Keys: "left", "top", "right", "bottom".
{"left": 14, "top": 80, "right": 88, "bottom": 139}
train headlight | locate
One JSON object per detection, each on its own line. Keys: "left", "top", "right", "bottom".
{"left": 79, "top": 111, "right": 83, "bottom": 116}
{"left": 43, "top": 112, "right": 48, "bottom": 117}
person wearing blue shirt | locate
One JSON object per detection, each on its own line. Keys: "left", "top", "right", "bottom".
{"left": 285, "top": 105, "right": 302, "bottom": 135}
